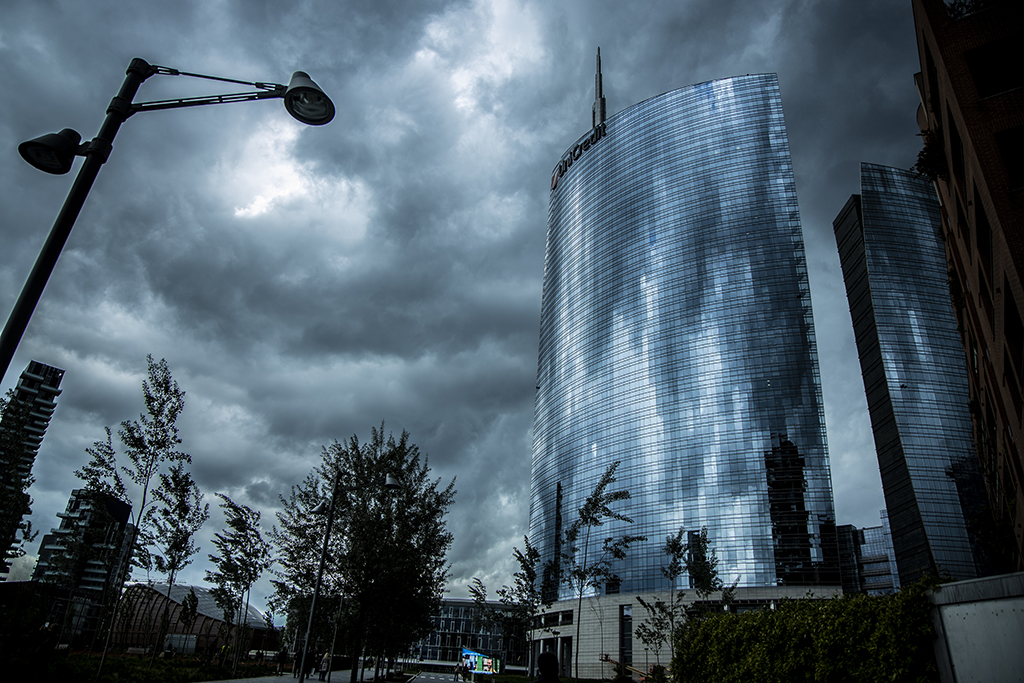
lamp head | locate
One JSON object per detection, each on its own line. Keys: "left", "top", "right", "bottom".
{"left": 284, "top": 71, "right": 335, "bottom": 125}
{"left": 18, "top": 128, "right": 83, "bottom": 174}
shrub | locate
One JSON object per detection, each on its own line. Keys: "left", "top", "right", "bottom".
{"left": 672, "top": 581, "right": 939, "bottom": 683}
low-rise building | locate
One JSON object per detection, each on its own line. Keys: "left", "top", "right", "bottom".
{"left": 114, "top": 583, "right": 277, "bottom": 655}
{"left": 413, "top": 598, "right": 527, "bottom": 674}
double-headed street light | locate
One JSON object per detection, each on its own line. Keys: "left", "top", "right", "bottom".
{"left": 2, "top": 57, "right": 335, "bottom": 383}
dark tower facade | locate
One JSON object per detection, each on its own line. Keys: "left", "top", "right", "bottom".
{"left": 33, "top": 488, "right": 133, "bottom": 595}
{"left": 834, "top": 162, "right": 989, "bottom": 584}
{"left": 0, "top": 360, "right": 64, "bottom": 579}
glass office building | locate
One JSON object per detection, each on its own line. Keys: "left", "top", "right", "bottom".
{"left": 531, "top": 74, "right": 840, "bottom": 600}
{"left": 837, "top": 510, "right": 901, "bottom": 596}
{"left": 833, "top": 163, "right": 988, "bottom": 583}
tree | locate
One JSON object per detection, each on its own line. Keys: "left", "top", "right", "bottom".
{"left": 206, "top": 493, "right": 272, "bottom": 674}
{"left": 635, "top": 529, "right": 687, "bottom": 668}
{"left": 76, "top": 355, "right": 191, "bottom": 576}
{"left": 117, "top": 354, "right": 190, "bottom": 574}
{"left": 147, "top": 462, "right": 209, "bottom": 666}
{"left": 272, "top": 424, "right": 455, "bottom": 683}
{"left": 268, "top": 471, "right": 336, "bottom": 628}
{"left": 470, "top": 536, "right": 550, "bottom": 674}
{"left": 683, "top": 527, "right": 735, "bottom": 617}
{"left": 911, "top": 128, "right": 948, "bottom": 182}
{"left": 269, "top": 466, "right": 351, "bottom": 665}
{"left": 339, "top": 426, "right": 455, "bottom": 682}
{"left": 151, "top": 462, "right": 209, "bottom": 591}
{"left": 75, "top": 356, "right": 192, "bottom": 678}
{"left": 549, "top": 461, "right": 646, "bottom": 683}
{"left": 0, "top": 389, "right": 38, "bottom": 577}
{"left": 178, "top": 586, "right": 200, "bottom": 635}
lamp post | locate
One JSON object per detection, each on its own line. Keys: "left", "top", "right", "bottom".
{"left": 2, "top": 57, "right": 335, "bottom": 383}
{"left": 298, "top": 471, "right": 399, "bottom": 683}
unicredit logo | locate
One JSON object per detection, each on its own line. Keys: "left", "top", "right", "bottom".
{"left": 551, "top": 123, "right": 607, "bottom": 191}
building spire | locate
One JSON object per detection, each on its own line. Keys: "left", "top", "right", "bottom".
{"left": 592, "top": 47, "right": 606, "bottom": 129}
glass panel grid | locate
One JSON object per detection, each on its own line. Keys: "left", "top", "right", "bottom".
{"left": 531, "top": 75, "right": 839, "bottom": 597}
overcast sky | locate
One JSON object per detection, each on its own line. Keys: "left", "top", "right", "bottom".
{"left": 1, "top": 0, "right": 923, "bottom": 613}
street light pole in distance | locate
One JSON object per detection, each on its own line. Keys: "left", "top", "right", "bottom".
{"left": 298, "top": 471, "right": 401, "bottom": 683}
{"left": 2, "top": 57, "right": 335, "bottom": 384}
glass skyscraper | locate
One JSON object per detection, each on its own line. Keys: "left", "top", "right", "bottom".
{"left": 531, "top": 73, "right": 840, "bottom": 601}
{"left": 833, "top": 162, "right": 988, "bottom": 583}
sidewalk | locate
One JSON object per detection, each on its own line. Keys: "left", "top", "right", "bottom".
{"left": 199, "top": 669, "right": 416, "bottom": 683}
{"left": 200, "top": 670, "right": 353, "bottom": 683}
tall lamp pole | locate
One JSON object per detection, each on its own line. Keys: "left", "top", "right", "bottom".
{"left": 2, "top": 57, "right": 335, "bottom": 383}
{"left": 298, "top": 472, "right": 400, "bottom": 683}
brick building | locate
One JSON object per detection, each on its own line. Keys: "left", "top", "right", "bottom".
{"left": 911, "top": 0, "right": 1024, "bottom": 571}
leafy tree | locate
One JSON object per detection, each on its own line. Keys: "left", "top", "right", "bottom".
{"left": 269, "top": 466, "right": 352, "bottom": 666}
{"left": 549, "top": 461, "right": 646, "bottom": 683}
{"left": 635, "top": 528, "right": 688, "bottom": 667}
{"left": 210, "top": 579, "right": 242, "bottom": 661}
{"left": 76, "top": 355, "right": 190, "bottom": 576}
{"left": 178, "top": 586, "right": 200, "bottom": 634}
{"left": 75, "top": 356, "right": 192, "bottom": 678}
{"left": 206, "top": 493, "right": 273, "bottom": 674}
{"left": 147, "top": 462, "right": 209, "bottom": 666}
{"left": 911, "top": 129, "right": 948, "bottom": 182}
{"left": 0, "top": 389, "right": 38, "bottom": 576}
{"left": 470, "top": 536, "right": 550, "bottom": 672}
{"left": 340, "top": 426, "right": 455, "bottom": 681}
{"left": 684, "top": 526, "right": 735, "bottom": 615}
{"left": 272, "top": 424, "right": 455, "bottom": 683}
{"left": 151, "top": 462, "right": 209, "bottom": 590}
{"left": 269, "top": 471, "right": 336, "bottom": 624}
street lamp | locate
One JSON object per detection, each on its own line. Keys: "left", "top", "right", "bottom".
{"left": 2, "top": 57, "right": 335, "bottom": 383}
{"left": 298, "top": 470, "right": 400, "bottom": 683}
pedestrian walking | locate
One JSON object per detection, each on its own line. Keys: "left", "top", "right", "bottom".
{"left": 319, "top": 651, "right": 331, "bottom": 681}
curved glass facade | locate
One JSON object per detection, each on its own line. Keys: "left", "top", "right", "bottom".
{"left": 833, "top": 163, "right": 987, "bottom": 583}
{"left": 531, "top": 74, "right": 839, "bottom": 599}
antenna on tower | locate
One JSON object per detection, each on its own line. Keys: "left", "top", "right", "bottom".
{"left": 593, "top": 47, "right": 606, "bottom": 128}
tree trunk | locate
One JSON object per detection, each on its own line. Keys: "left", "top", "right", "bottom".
{"left": 233, "top": 589, "right": 249, "bottom": 676}
{"left": 149, "top": 579, "right": 175, "bottom": 670}
{"left": 573, "top": 524, "right": 591, "bottom": 683}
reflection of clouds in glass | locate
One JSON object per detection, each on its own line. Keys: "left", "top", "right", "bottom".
{"left": 531, "top": 75, "right": 837, "bottom": 595}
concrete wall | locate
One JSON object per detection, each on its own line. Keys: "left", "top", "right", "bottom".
{"left": 930, "top": 572, "right": 1024, "bottom": 683}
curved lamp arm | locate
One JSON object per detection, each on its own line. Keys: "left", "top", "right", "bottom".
{"left": 2, "top": 58, "right": 335, "bottom": 384}
{"left": 132, "top": 66, "right": 335, "bottom": 125}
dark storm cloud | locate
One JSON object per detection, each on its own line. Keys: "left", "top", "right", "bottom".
{"left": 1, "top": 0, "right": 920, "bottom": 604}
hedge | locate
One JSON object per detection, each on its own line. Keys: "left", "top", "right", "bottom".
{"left": 672, "top": 581, "right": 938, "bottom": 683}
